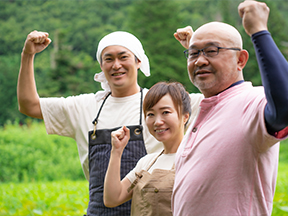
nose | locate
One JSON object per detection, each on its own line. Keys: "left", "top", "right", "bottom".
{"left": 194, "top": 53, "right": 209, "bottom": 67}
{"left": 154, "top": 115, "right": 164, "bottom": 126}
{"left": 112, "top": 58, "right": 122, "bottom": 70}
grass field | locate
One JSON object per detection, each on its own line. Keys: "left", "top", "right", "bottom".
{"left": 0, "top": 138, "right": 287, "bottom": 215}
{"left": 0, "top": 180, "right": 89, "bottom": 216}
{"left": 0, "top": 165, "right": 288, "bottom": 216}
{"left": 272, "top": 162, "right": 288, "bottom": 216}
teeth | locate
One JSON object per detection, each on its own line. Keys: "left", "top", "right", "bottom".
{"left": 112, "top": 72, "right": 124, "bottom": 76}
{"left": 155, "top": 129, "right": 166, "bottom": 133}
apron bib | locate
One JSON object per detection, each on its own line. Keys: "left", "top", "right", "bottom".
{"left": 87, "top": 89, "right": 147, "bottom": 216}
{"left": 129, "top": 151, "right": 175, "bottom": 216}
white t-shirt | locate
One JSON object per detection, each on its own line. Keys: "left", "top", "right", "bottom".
{"left": 40, "top": 89, "right": 203, "bottom": 180}
{"left": 126, "top": 152, "right": 175, "bottom": 183}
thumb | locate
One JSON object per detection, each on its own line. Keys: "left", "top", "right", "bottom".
{"left": 174, "top": 32, "right": 181, "bottom": 42}
{"left": 44, "top": 38, "right": 52, "bottom": 46}
{"left": 122, "top": 126, "right": 130, "bottom": 139}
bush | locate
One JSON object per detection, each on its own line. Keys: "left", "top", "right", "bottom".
{"left": 0, "top": 121, "right": 85, "bottom": 182}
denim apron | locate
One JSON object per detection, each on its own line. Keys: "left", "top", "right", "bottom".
{"left": 87, "top": 89, "right": 147, "bottom": 216}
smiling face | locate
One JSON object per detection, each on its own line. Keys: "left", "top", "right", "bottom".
{"left": 145, "top": 94, "right": 188, "bottom": 152}
{"left": 100, "top": 45, "right": 141, "bottom": 97}
{"left": 188, "top": 22, "right": 248, "bottom": 98}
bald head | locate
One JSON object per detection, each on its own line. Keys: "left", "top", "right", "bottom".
{"left": 191, "top": 22, "right": 243, "bottom": 49}
{"left": 186, "top": 21, "right": 249, "bottom": 98}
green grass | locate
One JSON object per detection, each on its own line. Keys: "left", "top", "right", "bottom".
{"left": 272, "top": 162, "right": 288, "bottom": 216}
{"left": 0, "top": 163, "right": 287, "bottom": 215}
{"left": 271, "top": 139, "right": 288, "bottom": 216}
{"left": 0, "top": 180, "right": 89, "bottom": 216}
{"left": 0, "top": 129, "right": 287, "bottom": 215}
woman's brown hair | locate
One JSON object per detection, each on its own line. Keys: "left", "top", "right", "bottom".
{"left": 143, "top": 82, "right": 191, "bottom": 124}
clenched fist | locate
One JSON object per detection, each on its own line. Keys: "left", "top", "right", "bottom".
{"left": 22, "top": 30, "right": 52, "bottom": 55}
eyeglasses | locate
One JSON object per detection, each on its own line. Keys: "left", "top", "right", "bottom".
{"left": 184, "top": 46, "right": 241, "bottom": 59}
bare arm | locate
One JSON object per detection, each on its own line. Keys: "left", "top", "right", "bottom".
{"left": 103, "top": 126, "right": 133, "bottom": 207}
{"left": 17, "top": 31, "right": 51, "bottom": 119}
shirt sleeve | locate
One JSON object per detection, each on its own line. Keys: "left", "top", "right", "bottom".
{"left": 40, "top": 93, "right": 96, "bottom": 138}
{"left": 187, "top": 93, "right": 204, "bottom": 130}
{"left": 251, "top": 30, "right": 288, "bottom": 134}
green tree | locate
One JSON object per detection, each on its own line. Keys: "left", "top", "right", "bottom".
{"left": 128, "top": 0, "right": 199, "bottom": 93}
{"left": 179, "top": 0, "right": 224, "bottom": 30}
{"left": 0, "top": 55, "right": 26, "bottom": 125}
{"left": 1, "top": 0, "right": 288, "bottom": 125}
{"left": 241, "top": 0, "right": 288, "bottom": 86}
{"left": 217, "top": 0, "right": 260, "bottom": 85}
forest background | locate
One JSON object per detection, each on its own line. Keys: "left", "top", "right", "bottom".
{"left": 1, "top": 0, "right": 288, "bottom": 215}
{"left": 1, "top": 0, "right": 288, "bottom": 125}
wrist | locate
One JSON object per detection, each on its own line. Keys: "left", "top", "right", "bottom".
{"left": 111, "top": 147, "right": 123, "bottom": 157}
{"left": 21, "top": 50, "right": 35, "bottom": 58}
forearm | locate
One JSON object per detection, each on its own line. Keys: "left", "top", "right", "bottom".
{"left": 17, "top": 52, "right": 42, "bottom": 119}
{"left": 103, "top": 150, "right": 131, "bottom": 207}
{"left": 252, "top": 30, "right": 288, "bottom": 133}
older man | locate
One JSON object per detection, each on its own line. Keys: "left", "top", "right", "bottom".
{"left": 172, "top": 0, "right": 288, "bottom": 215}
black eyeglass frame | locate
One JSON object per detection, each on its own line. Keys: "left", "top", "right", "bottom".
{"left": 184, "top": 46, "right": 241, "bottom": 59}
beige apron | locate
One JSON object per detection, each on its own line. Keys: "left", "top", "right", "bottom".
{"left": 128, "top": 150, "right": 175, "bottom": 216}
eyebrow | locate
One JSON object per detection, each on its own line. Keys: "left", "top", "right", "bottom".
{"left": 103, "top": 51, "right": 129, "bottom": 57}
{"left": 148, "top": 106, "right": 173, "bottom": 112}
{"left": 159, "top": 106, "right": 173, "bottom": 110}
{"left": 190, "top": 42, "right": 220, "bottom": 49}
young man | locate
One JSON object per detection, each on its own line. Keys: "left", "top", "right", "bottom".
{"left": 17, "top": 31, "right": 203, "bottom": 215}
{"left": 172, "top": 1, "right": 288, "bottom": 215}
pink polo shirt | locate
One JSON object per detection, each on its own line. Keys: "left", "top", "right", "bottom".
{"left": 172, "top": 82, "right": 288, "bottom": 216}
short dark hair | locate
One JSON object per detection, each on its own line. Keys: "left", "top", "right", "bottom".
{"left": 143, "top": 82, "right": 191, "bottom": 125}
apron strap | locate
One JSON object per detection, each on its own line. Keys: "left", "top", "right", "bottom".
{"left": 90, "top": 92, "right": 111, "bottom": 139}
{"left": 127, "top": 149, "right": 164, "bottom": 193}
{"left": 92, "top": 88, "right": 143, "bottom": 126}
{"left": 92, "top": 92, "right": 111, "bottom": 125}
{"left": 139, "top": 87, "right": 143, "bottom": 126}
{"left": 146, "top": 149, "right": 164, "bottom": 172}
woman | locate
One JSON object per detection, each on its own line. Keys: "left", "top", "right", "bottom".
{"left": 103, "top": 82, "right": 191, "bottom": 215}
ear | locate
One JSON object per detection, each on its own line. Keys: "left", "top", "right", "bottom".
{"left": 137, "top": 59, "right": 141, "bottom": 70}
{"left": 183, "top": 112, "right": 190, "bottom": 125}
{"left": 237, "top": 49, "right": 249, "bottom": 71}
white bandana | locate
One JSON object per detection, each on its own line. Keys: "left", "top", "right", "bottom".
{"left": 94, "top": 31, "right": 150, "bottom": 100}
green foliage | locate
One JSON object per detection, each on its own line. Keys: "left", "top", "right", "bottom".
{"left": 0, "top": 139, "right": 288, "bottom": 215}
{"left": 0, "top": 55, "right": 27, "bottom": 125}
{"left": 0, "top": 0, "right": 132, "bottom": 124}
{"left": 0, "top": 124, "right": 287, "bottom": 214}
{"left": 0, "top": 2, "right": 287, "bottom": 215}
{"left": 0, "top": 0, "right": 288, "bottom": 124}
{"left": 241, "top": 0, "right": 288, "bottom": 86}
{"left": 0, "top": 180, "right": 89, "bottom": 216}
{"left": 179, "top": 0, "right": 221, "bottom": 29}
{"left": 127, "top": 0, "right": 199, "bottom": 93}
{"left": 0, "top": 121, "right": 85, "bottom": 182}
{"left": 42, "top": 49, "right": 101, "bottom": 97}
